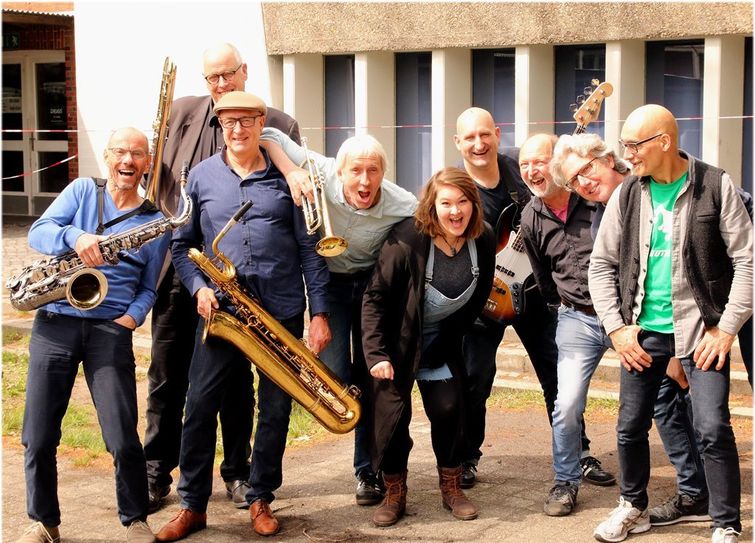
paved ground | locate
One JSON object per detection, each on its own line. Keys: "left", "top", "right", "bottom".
{"left": 2, "top": 220, "right": 753, "bottom": 542}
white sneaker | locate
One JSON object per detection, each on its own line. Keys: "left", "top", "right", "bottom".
{"left": 712, "top": 527, "right": 740, "bottom": 543}
{"left": 594, "top": 497, "right": 651, "bottom": 542}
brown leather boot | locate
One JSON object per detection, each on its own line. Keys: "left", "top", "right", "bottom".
{"left": 438, "top": 466, "right": 478, "bottom": 520}
{"left": 372, "top": 471, "right": 408, "bottom": 527}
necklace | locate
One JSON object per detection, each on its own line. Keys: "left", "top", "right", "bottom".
{"left": 441, "top": 235, "right": 461, "bottom": 256}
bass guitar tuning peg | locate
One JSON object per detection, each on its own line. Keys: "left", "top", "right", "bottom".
{"left": 569, "top": 103, "right": 578, "bottom": 113}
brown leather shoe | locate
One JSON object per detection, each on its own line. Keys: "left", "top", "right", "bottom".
{"left": 373, "top": 471, "right": 408, "bottom": 527}
{"left": 250, "top": 499, "right": 279, "bottom": 536}
{"left": 155, "top": 508, "right": 207, "bottom": 542}
{"left": 438, "top": 465, "right": 478, "bottom": 520}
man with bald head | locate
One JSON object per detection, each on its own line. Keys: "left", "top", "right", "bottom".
{"left": 453, "top": 109, "right": 609, "bottom": 490}
{"left": 517, "top": 133, "right": 617, "bottom": 518}
{"left": 18, "top": 128, "right": 169, "bottom": 542}
{"left": 143, "top": 42, "right": 301, "bottom": 512}
{"left": 590, "top": 105, "right": 752, "bottom": 543}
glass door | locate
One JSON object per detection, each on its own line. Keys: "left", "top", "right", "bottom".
{"left": 3, "top": 50, "right": 70, "bottom": 216}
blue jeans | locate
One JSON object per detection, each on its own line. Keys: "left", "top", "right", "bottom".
{"left": 318, "top": 271, "right": 373, "bottom": 476}
{"left": 461, "top": 288, "right": 590, "bottom": 464}
{"left": 177, "top": 314, "right": 301, "bottom": 511}
{"left": 618, "top": 330, "right": 740, "bottom": 531}
{"left": 551, "top": 306, "right": 611, "bottom": 483}
{"left": 653, "top": 376, "right": 708, "bottom": 500}
{"left": 23, "top": 310, "right": 148, "bottom": 526}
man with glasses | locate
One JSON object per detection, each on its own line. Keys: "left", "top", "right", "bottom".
{"left": 156, "top": 91, "right": 330, "bottom": 541}
{"left": 17, "top": 128, "right": 168, "bottom": 543}
{"left": 589, "top": 104, "right": 752, "bottom": 543}
{"left": 551, "top": 132, "right": 712, "bottom": 531}
{"left": 517, "top": 133, "right": 616, "bottom": 518}
{"left": 143, "top": 42, "right": 301, "bottom": 513}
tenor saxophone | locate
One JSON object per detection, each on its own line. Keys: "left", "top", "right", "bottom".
{"left": 188, "top": 202, "right": 361, "bottom": 434}
{"left": 6, "top": 165, "right": 193, "bottom": 312}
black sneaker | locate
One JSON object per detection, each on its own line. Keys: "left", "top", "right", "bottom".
{"left": 580, "top": 456, "right": 616, "bottom": 486}
{"left": 460, "top": 462, "right": 477, "bottom": 489}
{"left": 225, "top": 479, "right": 251, "bottom": 509}
{"left": 356, "top": 470, "right": 384, "bottom": 506}
{"left": 147, "top": 483, "right": 170, "bottom": 514}
{"left": 649, "top": 493, "right": 710, "bottom": 526}
{"left": 543, "top": 482, "right": 578, "bottom": 516}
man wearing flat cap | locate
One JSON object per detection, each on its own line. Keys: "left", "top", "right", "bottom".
{"left": 157, "top": 91, "right": 331, "bottom": 540}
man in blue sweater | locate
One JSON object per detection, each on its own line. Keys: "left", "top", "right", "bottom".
{"left": 18, "top": 127, "right": 169, "bottom": 543}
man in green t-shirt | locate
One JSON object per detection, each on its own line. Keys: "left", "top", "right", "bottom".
{"left": 589, "top": 105, "right": 752, "bottom": 543}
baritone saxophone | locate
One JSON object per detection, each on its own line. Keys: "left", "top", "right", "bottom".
{"left": 187, "top": 202, "right": 361, "bottom": 434}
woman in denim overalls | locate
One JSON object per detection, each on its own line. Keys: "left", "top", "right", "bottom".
{"left": 361, "top": 167, "right": 496, "bottom": 527}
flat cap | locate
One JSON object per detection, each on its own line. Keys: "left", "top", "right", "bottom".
{"left": 213, "top": 91, "right": 267, "bottom": 116}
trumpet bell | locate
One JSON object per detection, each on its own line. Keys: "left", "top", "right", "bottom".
{"left": 316, "top": 236, "right": 348, "bottom": 257}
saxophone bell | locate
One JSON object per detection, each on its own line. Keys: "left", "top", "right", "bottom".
{"left": 299, "top": 137, "right": 348, "bottom": 258}
{"left": 66, "top": 268, "right": 109, "bottom": 310}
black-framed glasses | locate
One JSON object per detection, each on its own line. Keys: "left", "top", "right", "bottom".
{"left": 108, "top": 147, "right": 147, "bottom": 160}
{"left": 618, "top": 133, "right": 663, "bottom": 154}
{"left": 204, "top": 63, "right": 243, "bottom": 85}
{"left": 568, "top": 156, "right": 600, "bottom": 189}
{"left": 218, "top": 115, "right": 262, "bottom": 130}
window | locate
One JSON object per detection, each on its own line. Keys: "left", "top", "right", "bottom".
{"left": 395, "top": 52, "right": 431, "bottom": 195}
{"left": 324, "top": 55, "right": 355, "bottom": 157}
{"left": 743, "top": 37, "right": 752, "bottom": 194}
{"left": 555, "top": 45, "right": 606, "bottom": 137}
{"left": 472, "top": 49, "right": 515, "bottom": 148}
{"left": 646, "top": 40, "right": 704, "bottom": 157}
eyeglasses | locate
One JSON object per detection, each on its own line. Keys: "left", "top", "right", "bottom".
{"left": 568, "top": 157, "right": 600, "bottom": 188}
{"left": 108, "top": 147, "right": 147, "bottom": 160}
{"left": 204, "top": 63, "right": 242, "bottom": 85}
{"left": 218, "top": 115, "right": 261, "bottom": 130}
{"left": 618, "top": 133, "right": 663, "bottom": 154}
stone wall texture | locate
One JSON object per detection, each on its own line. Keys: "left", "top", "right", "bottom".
{"left": 262, "top": 1, "right": 752, "bottom": 55}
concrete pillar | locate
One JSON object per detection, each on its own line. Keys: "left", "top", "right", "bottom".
{"left": 283, "top": 54, "right": 325, "bottom": 153}
{"left": 604, "top": 41, "right": 645, "bottom": 153}
{"left": 431, "top": 48, "right": 471, "bottom": 172}
{"left": 266, "top": 55, "right": 284, "bottom": 111}
{"left": 355, "top": 51, "right": 396, "bottom": 179}
{"left": 515, "top": 45, "right": 554, "bottom": 144}
{"left": 703, "top": 36, "right": 744, "bottom": 183}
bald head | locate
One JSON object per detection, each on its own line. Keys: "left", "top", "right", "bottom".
{"left": 454, "top": 107, "right": 500, "bottom": 173}
{"left": 104, "top": 127, "right": 151, "bottom": 192}
{"left": 623, "top": 104, "right": 679, "bottom": 144}
{"left": 107, "top": 126, "right": 148, "bottom": 150}
{"left": 202, "top": 43, "right": 248, "bottom": 102}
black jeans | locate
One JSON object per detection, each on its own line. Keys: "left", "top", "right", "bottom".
{"left": 143, "top": 264, "right": 253, "bottom": 487}
{"left": 618, "top": 330, "right": 740, "bottom": 530}
{"left": 23, "top": 311, "right": 148, "bottom": 526}
{"left": 380, "top": 378, "right": 463, "bottom": 473}
{"left": 460, "top": 286, "right": 590, "bottom": 463}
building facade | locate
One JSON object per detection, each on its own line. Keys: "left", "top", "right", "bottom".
{"left": 2, "top": 1, "right": 752, "bottom": 216}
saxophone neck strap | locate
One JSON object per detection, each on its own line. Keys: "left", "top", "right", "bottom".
{"left": 93, "top": 177, "right": 157, "bottom": 235}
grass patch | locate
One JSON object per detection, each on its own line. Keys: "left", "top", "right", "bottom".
{"left": 487, "top": 387, "right": 547, "bottom": 410}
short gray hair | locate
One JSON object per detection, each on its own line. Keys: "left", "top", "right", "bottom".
{"left": 335, "top": 134, "right": 388, "bottom": 175}
{"left": 551, "top": 132, "right": 630, "bottom": 190}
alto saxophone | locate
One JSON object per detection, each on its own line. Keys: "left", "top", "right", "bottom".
{"left": 6, "top": 165, "right": 193, "bottom": 312}
{"left": 188, "top": 202, "right": 361, "bottom": 434}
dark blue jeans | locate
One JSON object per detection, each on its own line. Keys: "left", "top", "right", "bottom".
{"left": 318, "top": 271, "right": 373, "bottom": 476}
{"left": 177, "top": 313, "right": 301, "bottom": 512}
{"left": 653, "top": 375, "right": 708, "bottom": 500}
{"left": 144, "top": 264, "right": 253, "bottom": 487}
{"left": 461, "top": 287, "right": 590, "bottom": 464}
{"left": 618, "top": 330, "right": 740, "bottom": 531}
{"left": 23, "top": 310, "right": 148, "bottom": 526}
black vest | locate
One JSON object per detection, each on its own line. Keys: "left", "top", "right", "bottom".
{"left": 618, "top": 157, "right": 732, "bottom": 327}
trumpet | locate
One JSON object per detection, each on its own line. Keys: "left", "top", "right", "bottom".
{"left": 300, "top": 137, "right": 348, "bottom": 257}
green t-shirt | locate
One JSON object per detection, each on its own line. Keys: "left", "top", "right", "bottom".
{"left": 637, "top": 172, "right": 687, "bottom": 333}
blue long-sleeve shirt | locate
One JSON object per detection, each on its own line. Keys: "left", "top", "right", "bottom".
{"left": 171, "top": 148, "right": 329, "bottom": 321}
{"left": 27, "top": 177, "right": 169, "bottom": 326}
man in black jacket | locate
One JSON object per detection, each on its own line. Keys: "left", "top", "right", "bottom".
{"left": 454, "top": 109, "right": 612, "bottom": 490}
{"left": 143, "top": 42, "right": 300, "bottom": 513}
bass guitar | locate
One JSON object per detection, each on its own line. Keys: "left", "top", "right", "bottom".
{"left": 482, "top": 79, "right": 613, "bottom": 323}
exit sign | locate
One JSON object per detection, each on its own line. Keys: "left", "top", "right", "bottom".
{"left": 4, "top": 32, "right": 20, "bottom": 49}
